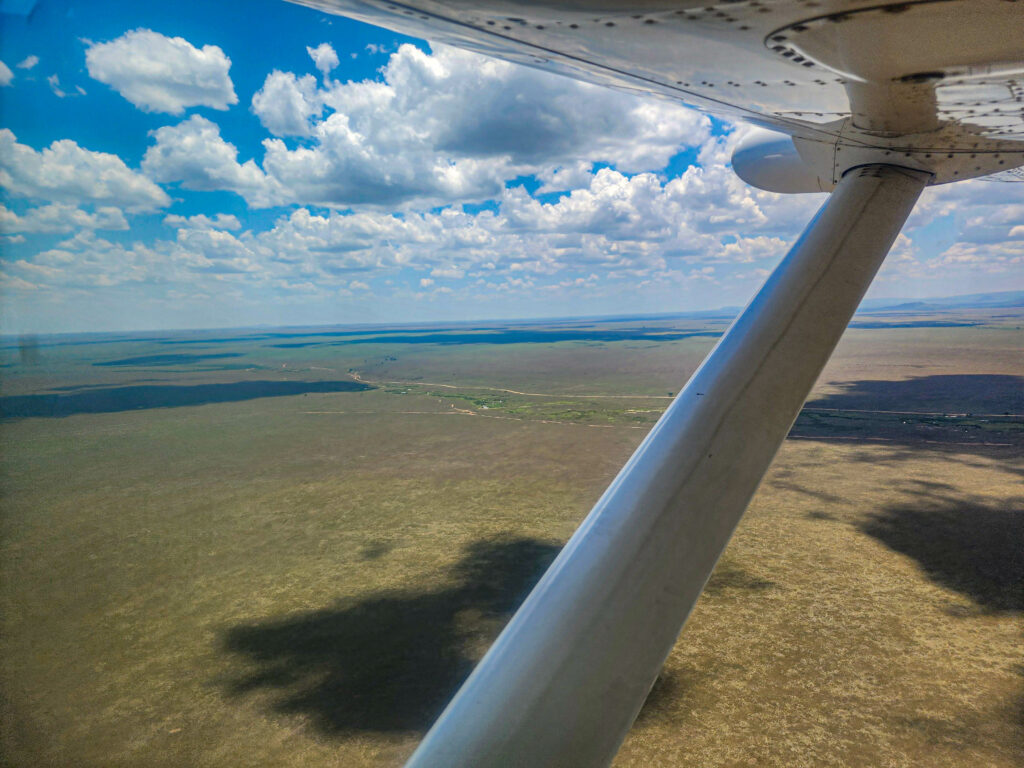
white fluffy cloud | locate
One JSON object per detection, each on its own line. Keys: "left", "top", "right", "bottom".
{"left": 247, "top": 147, "right": 820, "bottom": 289}
{"left": 6, "top": 231, "right": 165, "bottom": 289}
{"left": 152, "top": 43, "right": 713, "bottom": 210}
{"left": 0, "top": 129, "right": 170, "bottom": 211}
{"left": 870, "top": 178, "right": 1024, "bottom": 288}
{"left": 173, "top": 227, "right": 262, "bottom": 274}
{"left": 12, "top": 121, "right": 1022, "bottom": 317}
{"left": 11, "top": 129, "right": 815, "bottom": 302}
{"left": 141, "top": 115, "right": 276, "bottom": 204}
{"left": 8, "top": 39, "right": 1019, "bottom": 323}
{"left": 236, "top": 43, "right": 711, "bottom": 208}
{"left": 0, "top": 203, "right": 128, "bottom": 233}
{"left": 307, "top": 43, "right": 339, "bottom": 77}
{"left": 0, "top": 61, "right": 12, "bottom": 86}
{"left": 85, "top": 29, "right": 237, "bottom": 115}
{"left": 162, "top": 212, "right": 241, "bottom": 230}
{"left": 250, "top": 71, "right": 321, "bottom": 137}
{"left": 17, "top": 55, "right": 38, "bottom": 70}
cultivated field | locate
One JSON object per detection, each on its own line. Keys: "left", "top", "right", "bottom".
{"left": 1, "top": 310, "right": 1021, "bottom": 767}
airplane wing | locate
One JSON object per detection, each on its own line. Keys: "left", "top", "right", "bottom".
{"left": 283, "top": 2, "right": 1023, "bottom": 767}
{"left": 291, "top": 1, "right": 1024, "bottom": 152}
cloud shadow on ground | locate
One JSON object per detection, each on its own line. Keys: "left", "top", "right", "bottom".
{"left": 220, "top": 536, "right": 560, "bottom": 735}
{"left": 220, "top": 536, "right": 783, "bottom": 737}
{"left": 0, "top": 380, "right": 371, "bottom": 418}
{"left": 806, "top": 374, "right": 1023, "bottom": 415}
{"left": 860, "top": 491, "right": 1023, "bottom": 613}
{"left": 791, "top": 374, "right": 1023, "bottom": 449}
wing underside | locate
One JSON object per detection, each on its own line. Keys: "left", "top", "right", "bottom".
{"left": 290, "top": 0, "right": 1024, "bottom": 163}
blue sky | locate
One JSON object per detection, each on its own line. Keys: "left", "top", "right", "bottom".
{"left": 1, "top": 0, "right": 1021, "bottom": 333}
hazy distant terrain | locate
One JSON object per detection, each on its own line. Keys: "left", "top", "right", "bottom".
{"left": 1, "top": 306, "right": 1021, "bottom": 767}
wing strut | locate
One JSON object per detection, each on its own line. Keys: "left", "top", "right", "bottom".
{"left": 406, "top": 164, "right": 930, "bottom": 768}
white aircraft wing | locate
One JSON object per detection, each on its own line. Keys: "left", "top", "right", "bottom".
{"left": 291, "top": 0, "right": 1024, "bottom": 149}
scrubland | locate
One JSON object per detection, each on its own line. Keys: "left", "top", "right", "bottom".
{"left": 2, "top": 311, "right": 1021, "bottom": 766}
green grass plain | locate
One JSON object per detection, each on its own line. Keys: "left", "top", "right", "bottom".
{"left": 1, "top": 310, "right": 1021, "bottom": 767}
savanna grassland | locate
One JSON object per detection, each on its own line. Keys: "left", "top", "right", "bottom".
{"left": 1, "top": 309, "right": 1021, "bottom": 767}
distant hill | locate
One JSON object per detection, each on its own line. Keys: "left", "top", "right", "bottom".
{"left": 858, "top": 290, "right": 1024, "bottom": 314}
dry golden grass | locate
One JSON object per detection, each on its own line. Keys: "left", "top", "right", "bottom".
{"left": 619, "top": 440, "right": 1022, "bottom": 767}
{"left": 1, "top": 315, "right": 1021, "bottom": 767}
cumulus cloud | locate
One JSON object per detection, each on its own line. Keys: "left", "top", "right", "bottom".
{"left": 17, "top": 55, "right": 38, "bottom": 69}
{"left": 307, "top": 43, "right": 339, "bottom": 77}
{"left": 245, "top": 149, "right": 819, "bottom": 290}
{"left": 1, "top": 115, "right": 915, "bottom": 312}
{"left": 0, "top": 203, "right": 129, "bottom": 233}
{"left": 13, "top": 104, "right": 1017, "bottom": 315}
{"left": 241, "top": 43, "right": 711, "bottom": 208}
{"left": 922, "top": 239, "right": 1024, "bottom": 277}
{"left": 6, "top": 225, "right": 269, "bottom": 292}
{"left": 7, "top": 231, "right": 165, "bottom": 288}
{"left": 0, "top": 129, "right": 170, "bottom": 211}
{"left": 250, "top": 71, "right": 321, "bottom": 136}
{"left": 85, "top": 29, "right": 237, "bottom": 114}
{"left": 141, "top": 115, "right": 276, "bottom": 204}
{"left": 253, "top": 206, "right": 411, "bottom": 274}
{"left": 173, "top": 226, "right": 261, "bottom": 274}
{"left": 0, "top": 61, "right": 13, "bottom": 86}
{"left": 162, "top": 212, "right": 241, "bottom": 230}
{"left": 866, "top": 177, "right": 1024, "bottom": 291}
{"left": 537, "top": 162, "right": 594, "bottom": 194}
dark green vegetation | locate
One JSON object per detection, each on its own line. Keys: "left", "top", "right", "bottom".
{"left": 95, "top": 353, "right": 245, "bottom": 367}
{"left": 0, "top": 380, "right": 371, "bottom": 418}
{"left": 2, "top": 309, "right": 1021, "bottom": 767}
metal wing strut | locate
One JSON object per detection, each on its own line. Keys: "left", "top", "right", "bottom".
{"left": 406, "top": 164, "right": 930, "bottom": 767}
